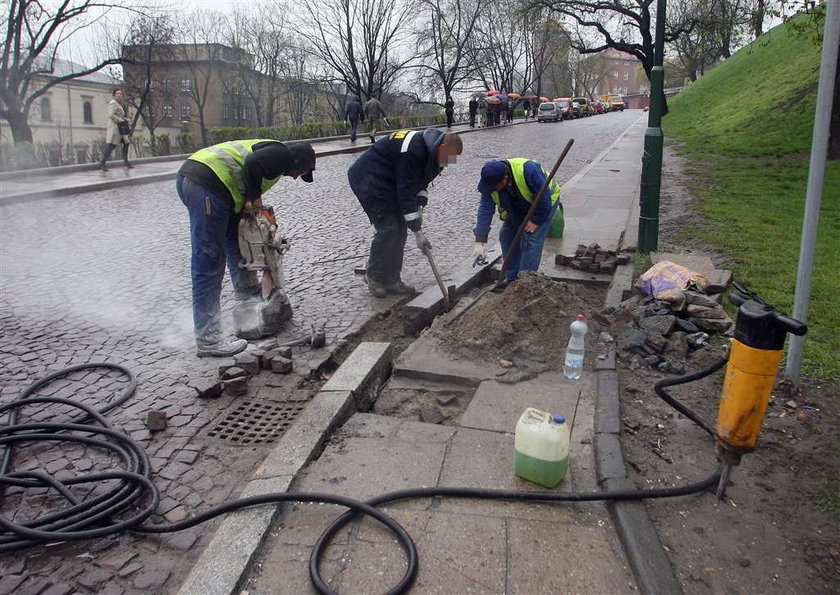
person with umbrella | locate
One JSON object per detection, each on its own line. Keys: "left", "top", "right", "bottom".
{"left": 468, "top": 95, "right": 479, "bottom": 127}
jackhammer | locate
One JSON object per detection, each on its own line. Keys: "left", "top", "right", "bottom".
{"left": 233, "top": 202, "right": 293, "bottom": 340}
{"left": 714, "top": 283, "right": 807, "bottom": 499}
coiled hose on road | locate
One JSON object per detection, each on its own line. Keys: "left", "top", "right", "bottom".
{"left": 1, "top": 359, "right": 727, "bottom": 595}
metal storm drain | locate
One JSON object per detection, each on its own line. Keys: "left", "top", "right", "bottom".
{"left": 208, "top": 399, "right": 306, "bottom": 445}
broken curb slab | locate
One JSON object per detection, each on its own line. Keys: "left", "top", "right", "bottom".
{"left": 321, "top": 341, "right": 392, "bottom": 411}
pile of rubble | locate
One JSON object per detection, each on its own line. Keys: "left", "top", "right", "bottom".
{"left": 188, "top": 345, "right": 296, "bottom": 399}
{"left": 594, "top": 288, "right": 734, "bottom": 375}
{"left": 554, "top": 242, "right": 631, "bottom": 274}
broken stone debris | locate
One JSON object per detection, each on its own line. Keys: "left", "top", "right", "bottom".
{"left": 188, "top": 378, "right": 223, "bottom": 399}
{"left": 554, "top": 242, "right": 630, "bottom": 274}
{"left": 223, "top": 376, "right": 248, "bottom": 396}
{"left": 597, "top": 279, "right": 733, "bottom": 374}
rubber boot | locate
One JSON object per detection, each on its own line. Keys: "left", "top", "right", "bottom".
{"left": 122, "top": 143, "right": 133, "bottom": 168}
{"left": 100, "top": 143, "right": 115, "bottom": 171}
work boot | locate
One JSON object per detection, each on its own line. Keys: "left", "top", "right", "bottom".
{"left": 364, "top": 276, "right": 388, "bottom": 298}
{"left": 196, "top": 337, "right": 248, "bottom": 358}
{"left": 385, "top": 280, "right": 415, "bottom": 295}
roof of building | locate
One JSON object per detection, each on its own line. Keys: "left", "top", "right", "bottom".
{"left": 34, "top": 56, "right": 120, "bottom": 85}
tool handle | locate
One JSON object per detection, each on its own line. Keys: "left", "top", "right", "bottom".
{"left": 499, "top": 138, "right": 574, "bottom": 280}
{"left": 729, "top": 284, "right": 807, "bottom": 336}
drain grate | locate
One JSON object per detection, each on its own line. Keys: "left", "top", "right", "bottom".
{"left": 207, "top": 400, "right": 306, "bottom": 445}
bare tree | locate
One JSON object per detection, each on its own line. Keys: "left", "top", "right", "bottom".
{"left": 295, "top": 0, "right": 417, "bottom": 101}
{"left": 521, "top": 9, "right": 572, "bottom": 97}
{"left": 470, "top": 1, "right": 528, "bottom": 92}
{"left": 0, "top": 0, "right": 129, "bottom": 144}
{"left": 121, "top": 13, "right": 177, "bottom": 154}
{"left": 414, "top": 0, "right": 483, "bottom": 106}
{"left": 176, "top": 10, "right": 233, "bottom": 146}
{"left": 570, "top": 51, "right": 609, "bottom": 96}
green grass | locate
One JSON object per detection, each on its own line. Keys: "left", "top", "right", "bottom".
{"left": 814, "top": 471, "right": 840, "bottom": 516}
{"left": 664, "top": 11, "right": 839, "bottom": 379}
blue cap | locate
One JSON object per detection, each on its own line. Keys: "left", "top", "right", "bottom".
{"left": 477, "top": 161, "right": 508, "bottom": 193}
{"left": 553, "top": 414, "right": 565, "bottom": 424}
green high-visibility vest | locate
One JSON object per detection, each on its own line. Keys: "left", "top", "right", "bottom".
{"left": 188, "top": 139, "right": 282, "bottom": 213}
{"left": 489, "top": 158, "right": 562, "bottom": 221}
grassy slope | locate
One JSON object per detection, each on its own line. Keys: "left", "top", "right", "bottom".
{"left": 663, "top": 12, "right": 839, "bottom": 378}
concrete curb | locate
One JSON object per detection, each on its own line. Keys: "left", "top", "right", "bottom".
{"left": 177, "top": 341, "right": 392, "bottom": 595}
{"left": 594, "top": 298, "right": 684, "bottom": 592}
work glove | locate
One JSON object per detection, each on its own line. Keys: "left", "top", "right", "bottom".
{"left": 472, "top": 242, "right": 488, "bottom": 267}
{"left": 274, "top": 232, "right": 290, "bottom": 254}
{"left": 414, "top": 230, "right": 432, "bottom": 253}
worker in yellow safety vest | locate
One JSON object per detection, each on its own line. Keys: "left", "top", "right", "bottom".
{"left": 176, "top": 139, "right": 315, "bottom": 357}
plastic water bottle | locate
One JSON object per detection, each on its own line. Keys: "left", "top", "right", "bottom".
{"left": 563, "top": 314, "right": 588, "bottom": 380}
{"left": 514, "top": 408, "right": 570, "bottom": 488}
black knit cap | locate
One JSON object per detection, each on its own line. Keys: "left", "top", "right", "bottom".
{"left": 286, "top": 141, "right": 315, "bottom": 182}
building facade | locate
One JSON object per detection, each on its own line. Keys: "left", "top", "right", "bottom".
{"left": 594, "top": 49, "right": 647, "bottom": 97}
{"left": 0, "top": 59, "right": 150, "bottom": 167}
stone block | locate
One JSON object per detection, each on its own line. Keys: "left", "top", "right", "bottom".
{"left": 321, "top": 342, "right": 392, "bottom": 411}
{"left": 217, "top": 360, "right": 236, "bottom": 376}
{"left": 270, "top": 356, "right": 293, "bottom": 374}
{"left": 233, "top": 352, "right": 260, "bottom": 376}
{"left": 639, "top": 314, "right": 677, "bottom": 335}
{"left": 145, "top": 410, "right": 167, "bottom": 432}
{"left": 277, "top": 346, "right": 293, "bottom": 359}
{"left": 224, "top": 377, "right": 248, "bottom": 396}
{"left": 189, "top": 378, "right": 222, "bottom": 399}
{"left": 220, "top": 366, "right": 247, "bottom": 381}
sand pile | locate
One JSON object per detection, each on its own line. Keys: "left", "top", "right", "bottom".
{"left": 435, "top": 272, "right": 605, "bottom": 368}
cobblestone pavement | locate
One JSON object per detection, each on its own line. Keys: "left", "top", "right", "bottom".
{"left": 0, "top": 111, "right": 640, "bottom": 593}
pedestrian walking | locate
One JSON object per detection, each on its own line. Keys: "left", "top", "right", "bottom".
{"left": 506, "top": 103, "right": 514, "bottom": 123}
{"left": 444, "top": 96, "right": 455, "bottom": 128}
{"left": 348, "top": 129, "right": 463, "bottom": 297}
{"left": 471, "top": 158, "right": 563, "bottom": 288}
{"left": 364, "top": 96, "right": 387, "bottom": 142}
{"left": 100, "top": 88, "right": 133, "bottom": 171}
{"left": 176, "top": 140, "right": 316, "bottom": 357}
{"left": 522, "top": 99, "right": 531, "bottom": 120}
{"left": 468, "top": 96, "right": 478, "bottom": 127}
{"left": 345, "top": 96, "right": 364, "bottom": 142}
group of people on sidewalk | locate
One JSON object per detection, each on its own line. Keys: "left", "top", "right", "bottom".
{"left": 344, "top": 96, "right": 389, "bottom": 143}
{"left": 176, "top": 126, "right": 563, "bottom": 357}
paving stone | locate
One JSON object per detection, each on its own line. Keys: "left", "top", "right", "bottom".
{"left": 223, "top": 376, "right": 248, "bottom": 396}
{"left": 233, "top": 352, "right": 260, "bottom": 376}
{"left": 132, "top": 569, "right": 171, "bottom": 590}
{"left": 145, "top": 410, "right": 167, "bottom": 431}
{"left": 220, "top": 366, "right": 247, "bottom": 381}
{"left": 95, "top": 549, "right": 138, "bottom": 571}
{"left": 163, "top": 531, "right": 199, "bottom": 551}
{"left": 188, "top": 378, "right": 222, "bottom": 399}
{"left": 117, "top": 562, "right": 144, "bottom": 578}
{"left": 269, "top": 355, "right": 293, "bottom": 374}
{"left": 164, "top": 505, "right": 189, "bottom": 523}
{"left": 39, "top": 583, "right": 74, "bottom": 595}
{"left": 76, "top": 568, "right": 112, "bottom": 589}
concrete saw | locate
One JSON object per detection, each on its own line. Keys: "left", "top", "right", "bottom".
{"left": 233, "top": 203, "right": 293, "bottom": 340}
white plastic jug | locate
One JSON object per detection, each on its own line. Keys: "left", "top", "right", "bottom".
{"left": 514, "top": 408, "right": 570, "bottom": 488}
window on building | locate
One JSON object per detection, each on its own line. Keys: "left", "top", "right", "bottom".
{"left": 83, "top": 101, "right": 93, "bottom": 123}
{"left": 623, "top": 72, "right": 629, "bottom": 81}
{"left": 181, "top": 104, "right": 191, "bottom": 119}
{"left": 180, "top": 78, "right": 191, "bottom": 93}
{"left": 241, "top": 106, "right": 248, "bottom": 120}
{"left": 163, "top": 104, "right": 173, "bottom": 118}
{"left": 223, "top": 104, "right": 230, "bottom": 119}
{"left": 40, "top": 97, "right": 52, "bottom": 121}
{"left": 162, "top": 78, "right": 171, "bottom": 93}
{"left": 612, "top": 71, "right": 618, "bottom": 79}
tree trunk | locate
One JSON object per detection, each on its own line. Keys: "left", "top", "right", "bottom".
{"left": 6, "top": 111, "right": 34, "bottom": 144}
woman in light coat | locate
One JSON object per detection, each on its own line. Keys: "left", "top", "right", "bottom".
{"left": 100, "top": 88, "right": 133, "bottom": 170}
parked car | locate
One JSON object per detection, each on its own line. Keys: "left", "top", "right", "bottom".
{"left": 593, "top": 101, "right": 605, "bottom": 114}
{"left": 573, "top": 97, "right": 593, "bottom": 116}
{"left": 536, "top": 101, "right": 560, "bottom": 123}
{"left": 570, "top": 100, "right": 582, "bottom": 119}
{"left": 601, "top": 94, "right": 625, "bottom": 112}
{"left": 553, "top": 98, "right": 573, "bottom": 120}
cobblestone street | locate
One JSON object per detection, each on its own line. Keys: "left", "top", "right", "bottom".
{"left": 0, "top": 111, "right": 640, "bottom": 593}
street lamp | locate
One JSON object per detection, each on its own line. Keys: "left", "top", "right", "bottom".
{"left": 637, "top": 0, "right": 666, "bottom": 253}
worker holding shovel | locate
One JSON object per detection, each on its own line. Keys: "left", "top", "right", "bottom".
{"left": 176, "top": 140, "right": 316, "bottom": 357}
{"left": 472, "top": 158, "right": 563, "bottom": 289}
{"left": 348, "top": 129, "right": 463, "bottom": 298}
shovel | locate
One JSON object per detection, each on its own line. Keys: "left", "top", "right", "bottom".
{"left": 421, "top": 245, "right": 451, "bottom": 311}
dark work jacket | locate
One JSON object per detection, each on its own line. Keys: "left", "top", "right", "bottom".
{"left": 347, "top": 128, "right": 446, "bottom": 228}
{"left": 345, "top": 99, "right": 363, "bottom": 121}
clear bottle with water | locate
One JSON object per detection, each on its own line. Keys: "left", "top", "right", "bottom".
{"left": 563, "top": 314, "right": 588, "bottom": 380}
